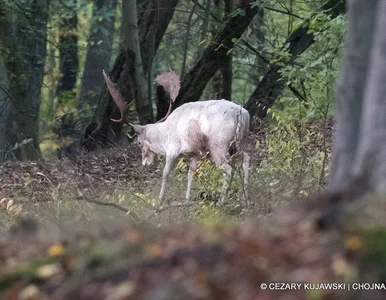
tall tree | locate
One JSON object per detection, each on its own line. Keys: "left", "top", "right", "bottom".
{"left": 181, "top": 0, "right": 198, "bottom": 80}
{"left": 174, "top": 0, "right": 259, "bottom": 107}
{"left": 0, "top": 2, "right": 13, "bottom": 162}
{"left": 330, "top": 0, "right": 385, "bottom": 192}
{"left": 3, "top": 0, "right": 50, "bottom": 160}
{"left": 252, "top": 9, "right": 266, "bottom": 81}
{"left": 198, "top": 0, "right": 212, "bottom": 58}
{"left": 0, "top": 59, "right": 15, "bottom": 162}
{"left": 138, "top": 0, "right": 179, "bottom": 119}
{"left": 79, "top": 0, "right": 118, "bottom": 108}
{"left": 220, "top": 0, "right": 235, "bottom": 100}
{"left": 56, "top": 0, "right": 78, "bottom": 104}
{"left": 82, "top": 0, "right": 179, "bottom": 148}
{"left": 244, "top": 0, "right": 346, "bottom": 124}
{"left": 122, "top": 0, "right": 153, "bottom": 124}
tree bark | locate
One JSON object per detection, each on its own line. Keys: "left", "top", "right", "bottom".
{"left": 0, "top": 3, "right": 15, "bottom": 162}
{"left": 330, "top": 0, "right": 386, "bottom": 193}
{"left": 79, "top": 0, "right": 118, "bottom": 108}
{"left": 122, "top": 0, "right": 153, "bottom": 124}
{"left": 252, "top": 9, "right": 267, "bottom": 80}
{"left": 4, "top": 0, "right": 50, "bottom": 160}
{"left": 219, "top": 0, "right": 235, "bottom": 100}
{"left": 137, "top": 0, "right": 179, "bottom": 123}
{"left": 138, "top": 0, "right": 179, "bottom": 75}
{"left": 82, "top": 1, "right": 178, "bottom": 148}
{"left": 56, "top": 0, "right": 78, "bottom": 103}
{"left": 244, "top": 0, "right": 346, "bottom": 123}
{"left": 329, "top": 0, "right": 377, "bottom": 190}
{"left": 198, "top": 0, "right": 212, "bottom": 58}
{"left": 181, "top": 0, "right": 198, "bottom": 80}
{"left": 0, "top": 59, "right": 18, "bottom": 163}
{"left": 155, "top": 85, "right": 169, "bottom": 121}
{"left": 82, "top": 49, "right": 136, "bottom": 149}
{"left": 174, "top": 0, "right": 259, "bottom": 108}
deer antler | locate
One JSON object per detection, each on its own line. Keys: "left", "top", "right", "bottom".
{"left": 155, "top": 69, "right": 180, "bottom": 122}
{"left": 103, "top": 70, "right": 132, "bottom": 123}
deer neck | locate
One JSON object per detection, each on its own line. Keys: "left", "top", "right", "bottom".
{"left": 146, "top": 123, "right": 168, "bottom": 155}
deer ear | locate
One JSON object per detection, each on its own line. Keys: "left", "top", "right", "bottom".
{"left": 129, "top": 123, "right": 145, "bottom": 134}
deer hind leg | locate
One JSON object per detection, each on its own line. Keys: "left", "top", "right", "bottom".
{"left": 159, "top": 155, "right": 178, "bottom": 203}
{"left": 220, "top": 162, "right": 233, "bottom": 205}
{"left": 186, "top": 156, "right": 199, "bottom": 201}
{"left": 242, "top": 151, "right": 250, "bottom": 206}
{"left": 210, "top": 148, "right": 232, "bottom": 205}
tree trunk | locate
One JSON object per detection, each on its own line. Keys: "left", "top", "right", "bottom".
{"left": 82, "top": 1, "right": 178, "bottom": 148}
{"left": 137, "top": 0, "right": 179, "bottom": 122}
{"left": 330, "top": 0, "right": 386, "bottom": 193}
{"left": 0, "top": 4, "right": 15, "bottom": 162}
{"left": 56, "top": 0, "right": 78, "bottom": 104}
{"left": 155, "top": 86, "right": 169, "bottom": 121}
{"left": 174, "top": 0, "right": 259, "bottom": 108}
{"left": 219, "top": 0, "right": 235, "bottom": 100}
{"left": 79, "top": 0, "right": 118, "bottom": 108}
{"left": 181, "top": 0, "right": 198, "bottom": 80}
{"left": 82, "top": 49, "right": 136, "bottom": 150}
{"left": 138, "top": 0, "right": 179, "bottom": 75}
{"left": 122, "top": 0, "right": 153, "bottom": 124}
{"left": 0, "top": 59, "right": 17, "bottom": 163}
{"left": 252, "top": 9, "right": 267, "bottom": 80}
{"left": 198, "top": 0, "right": 212, "bottom": 58}
{"left": 244, "top": 0, "right": 346, "bottom": 124}
{"left": 5, "top": 0, "right": 50, "bottom": 160}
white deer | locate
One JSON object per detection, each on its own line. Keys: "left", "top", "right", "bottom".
{"left": 103, "top": 69, "right": 251, "bottom": 204}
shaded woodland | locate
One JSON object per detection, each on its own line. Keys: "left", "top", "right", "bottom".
{"left": 3, "top": 0, "right": 386, "bottom": 299}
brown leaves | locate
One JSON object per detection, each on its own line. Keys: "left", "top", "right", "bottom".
{"left": 0, "top": 221, "right": 367, "bottom": 300}
{"left": 0, "top": 144, "right": 153, "bottom": 207}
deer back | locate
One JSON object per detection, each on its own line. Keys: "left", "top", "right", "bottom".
{"left": 161, "top": 100, "right": 250, "bottom": 155}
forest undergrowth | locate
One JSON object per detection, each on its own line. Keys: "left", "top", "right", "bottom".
{"left": 3, "top": 119, "right": 386, "bottom": 299}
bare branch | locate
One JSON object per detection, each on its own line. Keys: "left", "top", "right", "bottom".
{"left": 83, "top": 198, "right": 140, "bottom": 222}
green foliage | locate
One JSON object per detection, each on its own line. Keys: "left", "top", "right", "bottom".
{"left": 193, "top": 201, "right": 230, "bottom": 226}
{"left": 364, "top": 228, "right": 386, "bottom": 267}
{"left": 276, "top": 14, "right": 345, "bottom": 120}
{"left": 255, "top": 120, "right": 330, "bottom": 201}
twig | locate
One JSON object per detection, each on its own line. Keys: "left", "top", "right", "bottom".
{"left": 319, "top": 103, "right": 330, "bottom": 188}
{"left": 83, "top": 198, "right": 140, "bottom": 222}
{"left": 264, "top": 6, "right": 302, "bottom": 20}
{"left": 145, "top": 202, "right": 193, "bottom": 220}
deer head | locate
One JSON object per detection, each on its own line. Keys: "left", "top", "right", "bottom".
{"left": 103, "top": 69, "right": 181, "bottom": 166}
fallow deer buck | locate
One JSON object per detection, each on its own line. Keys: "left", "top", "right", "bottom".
{"left": 103, "top": 69, "right": 251, "bottom": 204}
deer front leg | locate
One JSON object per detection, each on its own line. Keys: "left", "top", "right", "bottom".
{"left": 186, "top": 156, "right": 199, "bottom": 201}
{"left": 159, "top": 155, "right": 178, "bottom": 202}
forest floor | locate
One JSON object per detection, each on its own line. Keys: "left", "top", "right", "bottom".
{"left": 1, "top": 119, "right": 386, "bottom": 299}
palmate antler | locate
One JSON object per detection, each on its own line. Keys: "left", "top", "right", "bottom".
{"left": 103, "top": 68, "right": 180, "bottom": 124}
{"left": 102, "top": 70, "right": 132, "bottom": 123}
{"left": 155, "top": 69, "right": 180, "bottom": 122}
